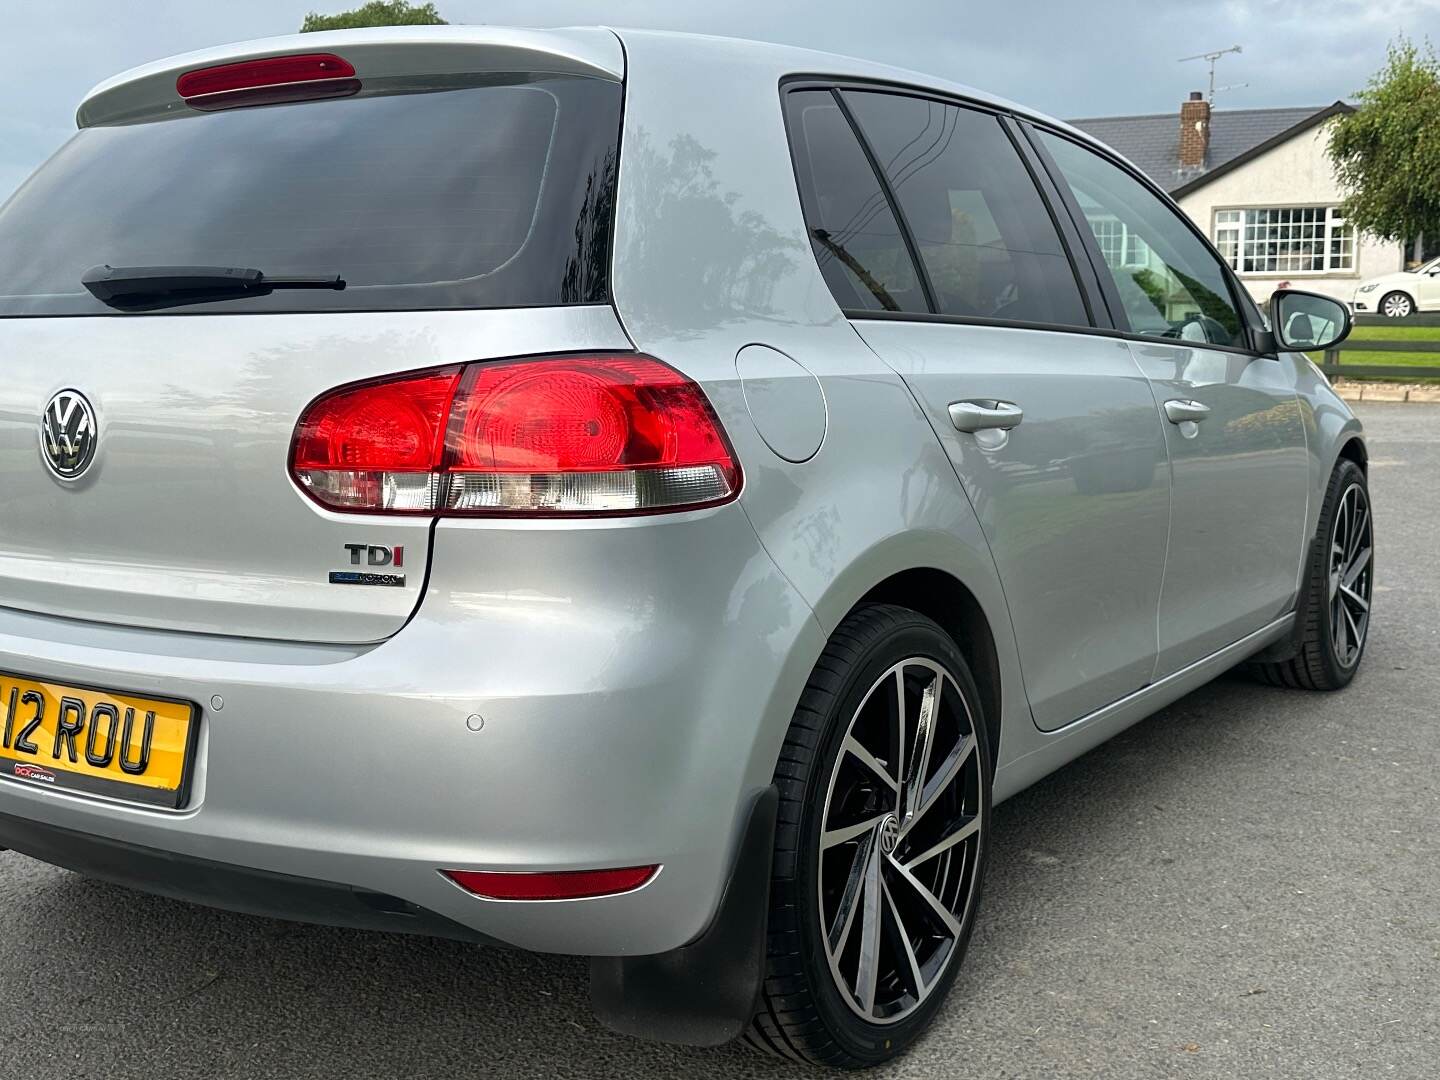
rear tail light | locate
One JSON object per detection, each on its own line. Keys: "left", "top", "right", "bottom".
{"left": 177, "top": 53, "right": 359, "bottom": 111}
{"left": 291, "top": 355, "right": 741, "bottom": 516}
{"left": 443, "top": 865, "right": 658, "bottom": 901}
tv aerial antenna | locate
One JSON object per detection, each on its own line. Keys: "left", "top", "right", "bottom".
{"left": 1179, "top": 45, "right": 1246, "bottom": 103}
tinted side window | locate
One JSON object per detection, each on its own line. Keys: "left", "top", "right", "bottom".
{"left": 843, "top": 92, "right": 1089, "bottom": 327}
{"left": 1037, "top": 131, "right": 1245, "bottom": 348}
{"left": 783, "top": 90, "right": 926, "bottom": 313}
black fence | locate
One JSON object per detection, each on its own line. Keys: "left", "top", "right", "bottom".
{"left": 1320, "top": 312, "right": 1440, "bottom": 379}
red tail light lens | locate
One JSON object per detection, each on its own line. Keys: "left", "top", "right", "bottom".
{"left": 444, "top": 865, "right": 658, "bottom": 901}
{"left": 177, "top": 53, "right": 359, "bottom": 110}
{"left": 291, "top": 367, "right": 460, "bottom": 512}
{"left": 291, "top": 355, "right": 740, "bottom": 516}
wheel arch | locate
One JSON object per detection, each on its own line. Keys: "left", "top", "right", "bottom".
{"left": 1379, "top": 288, "right": 1416, "bottom": 314}
{"left": 852, "top": 567, "right": 1004, "bottom": 778}
{"left": 784, "top": 522, "right": 1021, "bottom": 783}
{"left": 1316, "top": 430, "right": 1368, "bottom": 530}
{"left": 1336, "top": 433, "right": 1367, "bottom": 473}
{"left": 1293, "top": 345, "right": 1367, "bottom": 530}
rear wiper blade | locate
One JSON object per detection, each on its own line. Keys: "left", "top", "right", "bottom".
{"left": 82, "top": 264, "right": 344, "bottom": 305}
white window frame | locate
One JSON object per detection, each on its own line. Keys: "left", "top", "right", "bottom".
{"left": 1091, "top": 213, "right": 1150, "bottom": 270}
{"left": 1212, "top": 206, "right": 1356, "bottom": 275}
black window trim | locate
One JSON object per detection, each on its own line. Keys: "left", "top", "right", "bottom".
{"left": 778, "top": 74, "right": 1272, "bottom": 361}
{"left": 842, "top": 307, "right": 1129, "bottom": 340}
{"left": 997, "top": 113, "right": 1106, "bottom": 331}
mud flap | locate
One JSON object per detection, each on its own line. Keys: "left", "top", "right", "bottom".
{"left": 589, "top": 784, "right": 778, "bottom": 1047}
{"left": 1251, "top": 535, "right": 1322, "bottom": 665}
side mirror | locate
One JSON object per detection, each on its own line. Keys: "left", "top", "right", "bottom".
{"left": 1268, "top": 289, "right": 1352, "bottom": 352}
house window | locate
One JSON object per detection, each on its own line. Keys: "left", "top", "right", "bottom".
{"left": 1092, "top": 215, "right": 1150, "bottom": 269}
{"left": 1213, "top": 207, "right": 1356, "bottom": 274}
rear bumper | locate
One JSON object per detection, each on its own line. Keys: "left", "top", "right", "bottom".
{"left": 0, "top": 810, "right": 496, "bottom": 943}
{"left": 0, "top": 503, "right": 825, "bottom": 956}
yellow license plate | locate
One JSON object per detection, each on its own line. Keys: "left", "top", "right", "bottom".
{"left": 0, "top": 671, "right": 197, "bottom": 809}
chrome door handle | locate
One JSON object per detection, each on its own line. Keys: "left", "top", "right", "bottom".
{"left": 1163, "top": 399, "right": 1211, "bottom": 424}
{"left": 948, "top": 399, "right": 1024, "bottom": 433}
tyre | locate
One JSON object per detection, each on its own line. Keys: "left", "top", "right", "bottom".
{"left": 1380, "top": 291, "right": 1414, "bottom": 318}
{"left": 1252, "top": 459, "right": 1373, "bottom": 690}
{"left": 746, "top": 604, "right": 991, "bottom": 1068}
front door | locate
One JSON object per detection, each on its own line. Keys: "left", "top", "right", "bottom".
{"left": 1416, "top": 259, "right": 1440, "bottom": 310}
{"left": 1034, "top": 128, "right": 1311, "bottom": 674}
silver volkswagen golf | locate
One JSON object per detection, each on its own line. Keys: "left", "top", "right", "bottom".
{"left": 0, "top": 25, "right": 1371, "bottom": 1068}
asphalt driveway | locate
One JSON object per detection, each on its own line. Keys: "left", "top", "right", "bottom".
{"left": 1, "top": 402, "right": 1436, "bottom": 1080}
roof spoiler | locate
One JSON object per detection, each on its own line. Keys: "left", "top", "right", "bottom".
{"left": 77, "top": 25, "right": 623, "bottom": 128}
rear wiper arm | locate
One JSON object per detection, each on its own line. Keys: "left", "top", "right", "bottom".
{"left": 82, "top": 264, "right": 344, "bottom": 305}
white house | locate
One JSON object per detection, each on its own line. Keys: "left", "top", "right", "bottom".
{"left": 1070, "top": 94, "right": 1406, "bottom": 306}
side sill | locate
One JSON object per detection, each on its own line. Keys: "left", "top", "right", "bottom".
{"left": 993, "top": 614, "right": 1294, "bottom": 804}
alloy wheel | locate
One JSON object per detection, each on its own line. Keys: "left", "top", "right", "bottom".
{"left": 817, "top": 658, "right": 984, "bottom": 1024}
{"left": 1329, "top": 482, "right": 1373, "bottom": 667}
{"left": 1381, "top": 292, "right": 1413, "bottom": 318}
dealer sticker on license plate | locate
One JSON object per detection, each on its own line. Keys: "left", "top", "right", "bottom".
{"left": 0, "top": 671, "right": 197, "bottom": 809}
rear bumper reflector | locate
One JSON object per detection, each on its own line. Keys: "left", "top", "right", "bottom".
{"left": 443, "top": 865, "right": 658, "bottom": 901}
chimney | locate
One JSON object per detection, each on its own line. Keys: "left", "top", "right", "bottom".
{"left": 1179, "top": 91, "right": 1210, "bottom": 170}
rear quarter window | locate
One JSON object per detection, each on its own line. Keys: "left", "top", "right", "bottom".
{"left": 0, "top": 75, "right": 621, "bottom": 316}
{"left": 782, "top": 89, "right": 928, "bottom": 314}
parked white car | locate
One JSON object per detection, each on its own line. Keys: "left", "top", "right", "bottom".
{"left": 1352, "top": 256, "right": 1440, "bottom": 317}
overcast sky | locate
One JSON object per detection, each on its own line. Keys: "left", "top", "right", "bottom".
{"left": 2, "top": 0, "right": 1438, "bottom": 199}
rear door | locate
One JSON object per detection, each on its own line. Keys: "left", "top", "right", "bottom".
{"left": 785, "top": 87, "right": 1172, "bottom": 730}
{"left": 1032, "top": 128, "right": 1310, "bottom": 672}
{"left": 0, "top": 55, "right": 626, "bottom": 643}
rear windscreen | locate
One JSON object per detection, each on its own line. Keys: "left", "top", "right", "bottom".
{"left": 0, "top": 75, "right": 620, "bottom": 316}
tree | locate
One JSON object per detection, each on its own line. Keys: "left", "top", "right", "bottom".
{"left": 1129, "top": 268, "right": 1167, "bottom": 316}
{"left": 301, "top": 1, "right": 446, "bottom": 32}
{"left": 1328, "top": 38, "right": 1440, "bottom": 262}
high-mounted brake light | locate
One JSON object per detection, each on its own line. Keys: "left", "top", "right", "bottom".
{"left": 177, "top": 53, "right": 359, "bottom": 111}
{"left": 290, "top": 355, "right": 741, "bottom": 516}
{"left": 443, "top": 865, "right": 659, "bottom": 902}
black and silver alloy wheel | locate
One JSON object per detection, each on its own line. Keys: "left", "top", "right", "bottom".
{"left": 748, "top": 604, "right": 991, "bottom": 1068}
{"left": 818, "top": 658, "right": 983, "bottom": 1024}
{"left": 1380, "top": 291, "right": 1414, "bottom": 319}
{"left": 1328, "top": 481, "right": 1372, "bottom": 667}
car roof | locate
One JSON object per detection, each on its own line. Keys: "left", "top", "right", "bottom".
{"left": 612, "top": 27, "right": 1096, "bottom": 140}
{"left": 79, "top": 24, "right": 1106, "bottom": 153}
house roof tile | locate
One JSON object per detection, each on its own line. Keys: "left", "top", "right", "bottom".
{"left": 1068, "top": 105, "right": 1339, "bottom": 194}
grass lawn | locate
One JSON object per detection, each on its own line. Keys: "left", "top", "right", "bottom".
{"left": 1309, "top": 323, "right": 1440, "bottom": 382}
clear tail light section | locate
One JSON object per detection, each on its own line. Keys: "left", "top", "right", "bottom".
{"left": 290, "top": 355, "right": 740, "bottom": 516}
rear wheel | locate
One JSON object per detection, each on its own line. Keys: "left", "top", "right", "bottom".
{"left": 1380, "top": 291, "right": 1414, "bottom": 318}
{"left": 746, "top": 604, "right": 991, "bottom": 1068}
{"left": 1252, "top": 459, "right": 1372, "bottom": 690}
